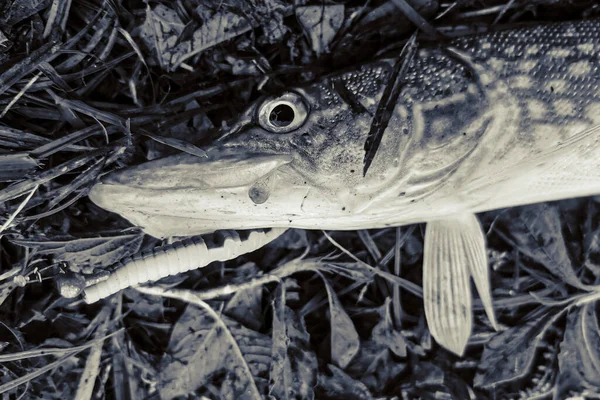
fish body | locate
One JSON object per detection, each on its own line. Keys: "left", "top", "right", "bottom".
{"left": 90, "top": 19, "right": 600, "bottom": 237}
{"left": 88, "top": 19, "right": 600, "bottom": 355}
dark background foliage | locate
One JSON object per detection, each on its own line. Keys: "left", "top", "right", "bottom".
{"left": 0, "top": 0, "right": 599, "bottom": 399}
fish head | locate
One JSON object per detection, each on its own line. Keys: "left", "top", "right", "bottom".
{"left": 89, "top": 60, "right": 429, "bottom": 237}
{"left": 90, "top": 47, "right": 529, "bottom": 237}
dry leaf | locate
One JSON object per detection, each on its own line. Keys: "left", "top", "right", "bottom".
{"left": 160, "top": 304, "right": 271, "bottom": 399}
{"left": 269, "top": 285, "right": 318, "bottom": 400}
{"left": 140, "top": 4, "right": 251, "bottom": 71}
{"left": 322, "top": 275, "right": 360, "bottom": 369}
{"left": 296, "top": 5, "right": 345, "bottom": 56}
{"left": 318, "top": 364, "right": 376, "bottom": 400}
{"left": 371, "top": 299, "right": 407, "bottom": 357}
{"left": 474, "top": 310, "right": 562, "bottom": 390}
{"left": 345, "top": 340, "right": 406, "bottom": 392}
{"left": 224, "top": 263, "right": 263, "bottom": 331}
{"left": 556, "top": 303, "right": 600, "bottom": 397}
{"left": 500, "top": 204, "right": 588, "bottom": 289}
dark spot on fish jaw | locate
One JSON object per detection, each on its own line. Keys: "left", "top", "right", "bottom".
{"left": 249, "top": 175, "right": 274, "bottom": 204}
{"left": 248, "top": 185, "right": 269, "bottom": 204}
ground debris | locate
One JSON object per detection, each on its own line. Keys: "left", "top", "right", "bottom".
{"left": 0, "top": 0, "right": 599, "bottom": 398}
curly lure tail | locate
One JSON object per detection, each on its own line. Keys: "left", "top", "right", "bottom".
{"left": 83, "top": 228, "right": 287, "bottom": 303}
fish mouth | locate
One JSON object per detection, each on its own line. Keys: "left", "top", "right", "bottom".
{"left": 98, "top": 151, "right": 293, "bottom": 189}
{"left": 89, "top": 152, "right": 295, "bottom": 237}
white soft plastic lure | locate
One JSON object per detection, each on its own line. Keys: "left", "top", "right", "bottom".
{"left": 83, "top": 228, "right": 286, "bottom": 303}
{"left": 87, "top": 19, "right": 600, "bottom": 355}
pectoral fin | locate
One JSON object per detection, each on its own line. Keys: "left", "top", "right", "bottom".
{"left": 423, "top": 213, "right": 496, "bottom": 356}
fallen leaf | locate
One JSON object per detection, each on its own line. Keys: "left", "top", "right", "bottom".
{"left": 499, "top": 204, "right": 588, "bottom": 289}
{"left": 371, "top": 298, "right": 407, "bottom": 357}
{"left": 556, "top": 303, "right": 600, "bottom": 397}
{"left": 269, "top": 284, "right": 318, "bottom": 400}
{"left": 345, "top": 340, "right": 406, "bottom": 392}
{"left": 225, "top": 263, "right": 263, "bottom": 331}
{"left": 296, "top": 5, "right": 345, "bottom": 56}
{"left": 160, "top": 303, "right": 271, "bottom": 399}
{"left": 318, "top": 364, "right": 375, "bottom": 400}
{"left": 140, "top": 4, "right": 251, "bottom": 71}
{"left": 322, "top": 275, "right": 360, "bottom": 368}
{"left": 474, "top": 309, "right": 563, "bottom": 390}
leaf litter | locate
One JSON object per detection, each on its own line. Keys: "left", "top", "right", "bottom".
{"left": 1, "top": 0, "right": 600, "bottom": 399}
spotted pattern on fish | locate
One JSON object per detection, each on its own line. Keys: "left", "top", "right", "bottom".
{"left": 449, "top": 20, "right": 600, "bottom": 147}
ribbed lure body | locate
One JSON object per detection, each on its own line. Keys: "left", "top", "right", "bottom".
{"left": 83, "top": 228, "right": 286, "bottom": 303}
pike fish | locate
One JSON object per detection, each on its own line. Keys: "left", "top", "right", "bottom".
{"left": 87, "top": 19, "right": 600, "bottom": 355}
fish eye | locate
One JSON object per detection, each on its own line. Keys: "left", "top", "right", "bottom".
{"left": 257, "top": 92, "right": 308, "bottom": 133}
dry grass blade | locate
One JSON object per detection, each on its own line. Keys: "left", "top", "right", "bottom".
{"left": 74, "top": 306, "right": 111, "bottom": 400}
{"left": 0, "top": 42, "right": 61, "bottom": 97}
{"left": 0, "top": 140, "right": 124, "bottom": 202}
{"left": 363, "top": 33, "right": 418, "bottom": 176}
{"left": 357, "top": 230, "right": 383, "bottom": 260}
{"left": 0, "top": 185, "right": 37, "bottom": 234}
{"left": 0, "top": 328, "right": 125, "bottom": 362}
{"left": 57, "top": 14, "right": 114, "bottom": 71}
{"left": 0, "top": 127, "right": 51, "bottom": 149}
{"left": 0, "top": 153, "right": 39, "bottom": 182}
{"left": 390, "top": 0, "right": 439, "bottom": 38}
{"left": 43, "top": 0, "right": 73, "bottom": 40}
{"left": 36, "top": 62, "right": 72, "bottom": 92}
{"left": 30, "top": 125, "right": 114, "bottom": 158}
{"left": 138, "top": 131, "right": 207, "bottom": 158}
{"left": 0, "top": 328, "right": 124, "bottom": 395}
{"left": 322, "top": 231, "right": 424, "bottom": 297}
{"left": 1, "top": 72, "right": 42, "bottom": 118}
{"left": 52, "top": 98, "right": 126, "bottom": 128}
{"left": 12, "top": 231, "right": 144, "bottom": 269}
{"left": 0, "top": 352, "right": 82, "bottom": 395}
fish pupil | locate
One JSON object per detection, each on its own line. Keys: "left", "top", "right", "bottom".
{"left": 269, "top": 104, "right": 295, "bottom": 127}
